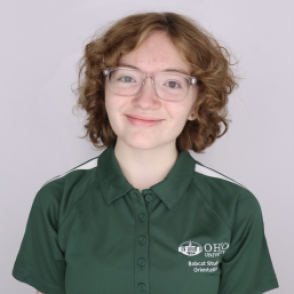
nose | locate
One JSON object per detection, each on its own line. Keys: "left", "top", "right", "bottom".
{"left": 134, "top": 76, "right": 160, "bottom": 109}
{"left": 142, "top": 76, "right": 156, "bottom": 94}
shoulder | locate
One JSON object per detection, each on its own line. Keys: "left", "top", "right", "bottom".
{"left": 189, "top": 158, "right": 262, "bottom": 230}
{"left": 193, "top": 160, "right": 248, "bottom": 190}
{"left": 41, "top": 155, "right": 99, "bottom": 188}
{"left": 31, "top": 155, "right": 100, "bottom": 227}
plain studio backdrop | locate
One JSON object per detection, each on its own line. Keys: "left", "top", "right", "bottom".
{"left": 1, "top": 0, "right": 293, "bottom": 293}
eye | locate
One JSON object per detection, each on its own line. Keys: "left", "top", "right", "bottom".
{"left": 164, "top": 80, "right": 181, "bottom": 88}
{"left": 118, "top": 76, "right": 136, "bottom": 83}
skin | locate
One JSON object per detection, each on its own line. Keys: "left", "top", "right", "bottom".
{"left": 105, "top": 30, "right": 199, "bottom": 192}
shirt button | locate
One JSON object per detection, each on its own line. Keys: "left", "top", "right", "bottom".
{"left": 138, "top": 283, "right": 146, "bottom": 292}
{"left": 144, "top": 194, "right": 152, "bottom": 202}
{"left": 138, "top": 258, "right": 145, "bottom": 267}
{"left": 138, "top": 213, "right": 146, "bottom": 222}
{"left": 138, "top": 235, "right": 146, "bottom": 245}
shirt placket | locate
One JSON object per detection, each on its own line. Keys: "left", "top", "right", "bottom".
{"left": 131, "top": 189, "right": 153, "bottom": 293}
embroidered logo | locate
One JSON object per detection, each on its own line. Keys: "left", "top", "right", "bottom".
{"left": 189, "top": 260, "right": 219, "bottom": 273}
{"left": 204, "top": 242, "right": 230, "bottom": 258}
{"left": 178, "top": 240, "right": 230, "bottom": 273}
{"left": 178, "top": 240, "right": 203, "bottom": 256}
{"left": 178, "top": 240, "right": 230, "bottom": 258}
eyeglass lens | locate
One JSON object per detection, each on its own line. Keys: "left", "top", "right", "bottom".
{"left": 108, "top": 69, "right": 191, "bottom": 101}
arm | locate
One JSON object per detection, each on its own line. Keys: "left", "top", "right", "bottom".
{"left": 12, "top": 183, "right": 66, "bottom": 294}
{"left": 36, "top": 291, "right": 43, "bottom": 294}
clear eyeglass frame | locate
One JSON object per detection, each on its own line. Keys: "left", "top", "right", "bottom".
{"left": 102, "top": 67, "right": 198, "bottom": 102}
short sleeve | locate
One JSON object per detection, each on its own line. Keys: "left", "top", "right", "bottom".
{"left": 12, "top": 182, "right": 66, "bottom": 294}
{"left": 218, "top": 190, "right": 279, "bottom": 294}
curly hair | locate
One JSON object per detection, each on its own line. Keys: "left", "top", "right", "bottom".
{"left": 72, "top": 11, "right": 240, "bottom": 153}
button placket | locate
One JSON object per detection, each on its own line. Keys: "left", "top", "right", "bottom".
{"left": 133, "top": 190, "right": 150, "bottom": 293}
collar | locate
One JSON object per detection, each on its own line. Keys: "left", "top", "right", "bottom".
{"left": 97, "top": 141, "right": 195, "bottom": 210}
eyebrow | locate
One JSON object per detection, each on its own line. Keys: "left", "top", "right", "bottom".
{"left": 117, "top": 62, "right": 191, "bottom": 76}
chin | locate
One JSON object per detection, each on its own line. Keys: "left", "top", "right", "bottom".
{"left": 119, "top": 136, "right": 162, "bottom": 150}
{"left": 119, "top": 134, "right": 176, "bottom": 151}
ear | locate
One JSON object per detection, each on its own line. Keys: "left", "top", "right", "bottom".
{"left": 188, "top": 111, "right": 197, "bottom": 121}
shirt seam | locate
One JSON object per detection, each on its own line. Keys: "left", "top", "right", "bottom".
{"left": 170, "top": 172, "right": 194, "bottom": 210}
{"left": 14, "top": 263, "right": 64, "bottom": 290}
{"left": 191, "top": 179, "right": 232, "bottom": 235}
{"left": 41, "top": 156, "right": 99, "bottom": 188}
{"left": 58, "top": 178, "right": 99, "bottom": 233}
{"left": 194, "top": 160, "right": 248, "bottom": 190}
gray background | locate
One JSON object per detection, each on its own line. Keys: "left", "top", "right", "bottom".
{"left": 1, "top": 0, "right": 293, "bottom": 293}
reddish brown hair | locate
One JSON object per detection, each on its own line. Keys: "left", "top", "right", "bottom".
{"left": 73, "top": 12, "right": 240, "bottom": 152}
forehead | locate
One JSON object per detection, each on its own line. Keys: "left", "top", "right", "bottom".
{"left": 118, "top": 30, "right": 191, "bottom": 74}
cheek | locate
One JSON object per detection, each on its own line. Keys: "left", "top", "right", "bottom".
{"left": 104, "top": 97, "right": 119, "bottom": 131}
{"left": 104, "top": 82, "right": 117, "bottom": 114}
{"left": 104, "top": 87, "right": 118, "bottom": 115}
{"left": 166, "top": 102, "right": 191, "bottom": 122}
{"left": 104, "top": 91, "right": 129, "bottom": 123}
{"left": 104, "top": 98, "right": 112, "bottom": 123}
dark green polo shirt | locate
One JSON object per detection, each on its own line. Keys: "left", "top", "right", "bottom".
{"left": 12, "top": 141, "right": 279, "bottom": 294}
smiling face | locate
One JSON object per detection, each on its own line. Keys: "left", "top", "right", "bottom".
{"left": 104, "top": 30, "right": 198, "bottom": 151}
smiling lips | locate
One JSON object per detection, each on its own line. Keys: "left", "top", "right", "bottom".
{"left": 126, "top": 114, "right": 163, "bottom": 127}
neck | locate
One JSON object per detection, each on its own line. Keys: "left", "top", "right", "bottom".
{"left": 113, "top": 139, "right": 179, "bottom": 193}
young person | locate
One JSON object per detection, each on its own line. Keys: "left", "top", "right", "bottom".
{"left": 12, "top": 12, "right": 279, "bottom": 294}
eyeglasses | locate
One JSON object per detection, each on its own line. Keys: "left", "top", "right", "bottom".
{"left": 103, "top": 67, "right": 197, "bottom": 102}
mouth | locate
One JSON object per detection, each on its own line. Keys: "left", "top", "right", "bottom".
{"left": 126, "top": 114, "right": 163, "bottom": 121}
{"left": 125, "top": 115, "right": 163, "bottom": 127}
